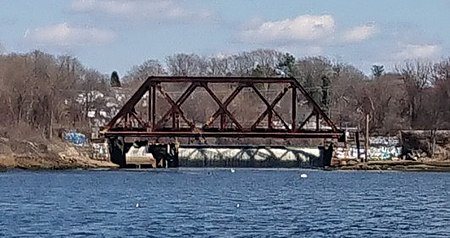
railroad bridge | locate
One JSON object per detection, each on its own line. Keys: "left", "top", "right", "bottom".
{"left": 101, "top": 76, "right": 345, "bottom": 168}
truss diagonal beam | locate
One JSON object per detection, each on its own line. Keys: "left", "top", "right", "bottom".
{"left": 290, "top": 79, "right": 338, "bottom": 131}
{"left": 298, "top": 111, "right": 315, "bottom": 130}
{"left": 130, "top": 111, "right": 146, "bottom": 128}
{"left": 104, "top": 80, "right": 151, "bottom": 130}
{"left": 202, "top": 83, "right": 243, "bottom": 131}
{"left": 155, "top": 83, "right": 197, "bottom": 129}
{"left": 251, "top": 86, "right": 289, "bottom": 130}
{"left": 156, "top": 85, "right": 195, "bottom": 129}
{"left": 250, "top": 85, "right": 290, "bottom": 131}
{"left": 203, "top": 85, "right": 244, "bottom": 129}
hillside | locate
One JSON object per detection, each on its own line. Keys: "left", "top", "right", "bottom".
{"left": 0, "top": 137, "right": 117, "bottom": 170}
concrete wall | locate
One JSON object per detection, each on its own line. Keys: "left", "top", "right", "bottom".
{"left": 125, "top": 146, "right": 156, "bottom": 166}
{"left": 335, "top": 136, "right": 402, "bottom": 161}
{"left": 95, "top": 140, "right": 330, "bottom": 168}
{"left": 178, "top": 146, "right": 324, "bottom": 168}
{"left": 335, "top": 146, "right": 402, "bottom": 161}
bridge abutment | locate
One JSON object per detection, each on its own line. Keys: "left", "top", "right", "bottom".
{"left": 108, "top": 137, "right": 126, "bottom": 167}
{"left": 108, "top": 139, "right": 179, "bottom": 168}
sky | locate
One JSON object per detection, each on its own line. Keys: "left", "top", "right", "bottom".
{"left": 0, "top": 0, "right": 449, "bottom": 75}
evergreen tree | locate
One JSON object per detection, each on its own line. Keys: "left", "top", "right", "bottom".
{"left": 371, "top": 65, "right": 384, "bottom": 78}
{"left": 110, "top": 71, "right": 121, "bottom": 87}
{"left": 276, "top": 53, "right": 296, "bottom": 76}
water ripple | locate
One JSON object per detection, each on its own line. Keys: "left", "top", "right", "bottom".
{"left": 0, "top": 169, "right": 449, "bottom": 237}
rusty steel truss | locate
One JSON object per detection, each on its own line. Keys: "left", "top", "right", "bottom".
{"left": 101, "top": 76, "right": 344, "bottom": 140}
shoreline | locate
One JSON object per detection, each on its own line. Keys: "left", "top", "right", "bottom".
{"left": 3, "top": 161, "right": 450, "bottom": 172}
{"left": 329, "top": 160, "right": 450, "bottom": 172}
{"left": 0, "top": 163, "right": 119, "bottom": 172}
{"left": 0, "top": 137, "right": 119, "bottom": 171}
{"left": 0, "top": 155, "right": 118, "bottom": 171}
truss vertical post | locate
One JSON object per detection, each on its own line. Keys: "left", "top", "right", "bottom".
{"left": 316, "top": 110, "right": 320, "bottom": 131}
{"left": 220, "top": 113, "right": 225, "bottom": 130}
{"left": 126, "top": 113, "right": 130, "bottom": 128}
{"left": 267, "top": 83, "right": 273, "bottom": 129}
{"left": 147, "top": 86, "right": 152, "bottom": 129}
{"left": 268, "top": 111, "right": 273, "bottom": 129}
{"left": 152, "top": 85, "right": 156, "bottom": 130}
{"left": 292, "top": 86, "right": 297, "bottom": 131}
{"left": 172, "top": 111, "right": 176, "bottom": 129}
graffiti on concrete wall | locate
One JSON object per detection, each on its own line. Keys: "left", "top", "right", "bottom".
{"left": 336, "top": 136, "right": 402, "bottom": 160}
{"left": 64, "top": 131, "right": 87, "bottom": 146}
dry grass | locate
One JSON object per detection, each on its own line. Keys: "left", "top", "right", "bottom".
{"left": 0, "top": 134, "right": 117, "bottom": 170}
{"left": 0, "top": 121, "right": 46, "bottom": 143}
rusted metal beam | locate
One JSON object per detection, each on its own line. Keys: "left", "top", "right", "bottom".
{"left": 130, "top": 111, "right": 146, "bottom": 128}
{"left": 251, "top": 86, "right": 289, "bottom": 130}
{"left": 101, "top": 76, "right": 343, "bottom": 141}
{"left": 156, "top": 85, "right": 195, "bottom": 129}
{"left": 290, "top": 78, "right": 338, "bottom": 132}
{"left": 204, "top": 85, "right": 243, "bottom": 129}
{"left": 103, "top": 130, "right": 343, "bottom": 139}
{"left": 103, "top": 80, "right": 151, "bottom": 130}
{"left": 146, "top": 76, "right": 295, "bottom": 84}
{"left": 155, "top": 83, "right": 197, "bottom": 129}
{"left": 151, "top": 85, "right": 156, "bottom": 129}
{"left": 202, "top": 83, "right": 243, "bottom": 131}
{"left": 316, "top": 110, "right": 320, "bottom": 131}
{"left": 298, "top": 111, "right": 315, "bottom": 130}
{"left": 292, "top": 86, "right": 297, "bottom": 131}
{"left": 147, "top": 86, "right": 152, "bottom": 126}
{"left": 250, "top": 85, "right": 290, "bottom": 131}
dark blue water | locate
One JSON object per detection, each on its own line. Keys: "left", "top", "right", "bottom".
{"left": 1, "top": 169, "right": 449, "bottom": 237}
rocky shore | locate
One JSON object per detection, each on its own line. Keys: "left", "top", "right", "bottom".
{"left": 0, "top": 137, "right": 117, "bottom": 170}
{"left": 330, "top": 159, "right": 450, "bottom": 172}
{"left": 2, "top": 135, "right": 450, "bottom": 172}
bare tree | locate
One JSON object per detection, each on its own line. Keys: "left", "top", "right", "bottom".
{"left": 3, "top": 49, "right": 450, "bottom": 142}
{"left": 166, "top": 53, "right": 207, "bottom": 76}
{"left": 206, "top": 56, "right": 232, "bottom": 76}
{"left": 396, "top": 60, "right": 434, "bottom": 128}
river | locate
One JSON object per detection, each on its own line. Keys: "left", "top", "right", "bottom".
{"left": 1, "top": 169, "right": 449, "bottom": 237}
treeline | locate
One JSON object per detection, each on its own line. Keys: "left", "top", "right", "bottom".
{"left": 0, "top": 51, "right": 109, "bottom": 140}
{"left": 0, "top": 49, "right": 449, "bottom": 140}
{"left": 124, "top": 49, "right": 450, "bottom": 133}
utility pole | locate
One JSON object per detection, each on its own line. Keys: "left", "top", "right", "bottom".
{"left": 364, "top": 113, "right": 370, "bottom": 163}
{"left": 356, "top": 131, "right": 361, "bottom": 162}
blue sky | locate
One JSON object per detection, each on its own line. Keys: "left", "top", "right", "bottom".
{"left": 1, "top": 0, "right": 449, "bottom": 74}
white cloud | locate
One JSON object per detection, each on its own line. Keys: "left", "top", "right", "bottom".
{"left": 342, "top": 23, "right": 377, "bottom": 43}
{"left": 25, "top": 23, "right": 116, "bottom": 47}
{"left": 304, "top": 46, "right": 324, "bottom": 55}
{"left": 69, "top": 0, "right": 211, "bottom": 21}
{"left": 241, "top": 15, "right": 335, "bottom": 43}
{"left": 394, "top": 44, "right": 441, "bottom": 60}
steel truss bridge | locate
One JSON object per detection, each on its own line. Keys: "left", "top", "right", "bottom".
{"left": 101, "top": 76, "right": 344, "bottom": 142}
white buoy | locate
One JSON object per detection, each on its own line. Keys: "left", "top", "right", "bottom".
{"left": 230, "top": 168, "right": 235, "bottom": 173}
{"left": 236, "top": 203, "right": 240, "bottom": 208}
{"left": 300, "top": 174, "right": 308, "bottom": 178}
{"left": 135, "top": 203, "right": 140, "bottom": 208}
